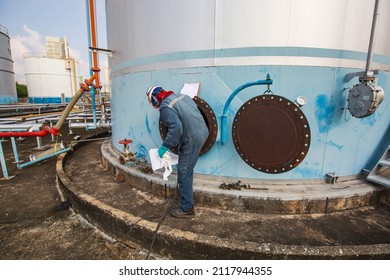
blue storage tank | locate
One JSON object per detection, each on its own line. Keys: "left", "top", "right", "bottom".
{"left": 105, "top": 0, "right": 390, "bottom": 182}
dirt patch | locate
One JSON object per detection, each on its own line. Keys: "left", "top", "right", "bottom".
{"left": 0, "top": 126, "right": 141, "bottom": 260}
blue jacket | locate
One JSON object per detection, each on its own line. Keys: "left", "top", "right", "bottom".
{"left": 160, "top": 93, "right": 208, "bottom": 152}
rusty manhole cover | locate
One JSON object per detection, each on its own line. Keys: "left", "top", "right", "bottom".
{"left": 232, "top": 94, "right": 310, "bottom": 173}
{"left": 159, "top": 96, "right": 217, "bottom": 156}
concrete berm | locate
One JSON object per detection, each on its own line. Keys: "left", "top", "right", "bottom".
{"left": 56, "top": 136, "right": 390, "bottom": 260}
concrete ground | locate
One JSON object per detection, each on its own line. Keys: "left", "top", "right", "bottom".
{"left": 1, "top": 126, "right": 390, "bottom": 260}
{"left": 60, "top": 134, "right": 390, "bottom": 259}
{"left": 0, "top": 126, "right": 143, "bottom": 260}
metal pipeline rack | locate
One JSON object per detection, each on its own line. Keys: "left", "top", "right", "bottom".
{"left": 0, "top": 103, "right": 111, "bottom": 180}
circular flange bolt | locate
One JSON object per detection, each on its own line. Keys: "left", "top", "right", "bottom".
{"left": 116, "top": 172, "right": 125, "bottom": 183}
{"left": 119, "top": 155, "right": 126, "bottom": 165}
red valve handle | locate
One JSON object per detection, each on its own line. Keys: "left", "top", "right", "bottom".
{"left": 119, "top": 139, "right": 133, "bottom": 145}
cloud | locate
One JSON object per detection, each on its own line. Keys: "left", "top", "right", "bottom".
{"left": 10, "top": 25, "right": 45, "bottom": 83}
{"left": 69, "top": 46, "right": 89, "bottom": 81}
{"left": 21, "top": 25, "right": 45, "bottom": 52}
{"left": 9, "top": 25, "right": 98, "bottom": 86}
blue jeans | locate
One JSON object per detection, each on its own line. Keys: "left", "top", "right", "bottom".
{"left": 177, "top": 136, "right": 205, "bottom": 211}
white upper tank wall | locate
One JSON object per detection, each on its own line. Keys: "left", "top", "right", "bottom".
{"left": 24, "top": 56, "right": 78, "bottom": 99}
{"left": 106, "top": 0, "right": 390, "bottom": 68}
{"left": 215, "top": 0, "right": 389, "bottom": 53}
{"left": 106, "top": 0, "right": 215, "bottom": 62}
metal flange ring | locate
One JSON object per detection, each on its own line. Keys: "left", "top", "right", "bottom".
{"left": 159, "top": 96, "right": 217, "bottom": 156}
{"left": 116, "top": 172, "right": 125, "bottom": 183}
{"left": 232, "top": 94, "right": 310, "bottom": 173}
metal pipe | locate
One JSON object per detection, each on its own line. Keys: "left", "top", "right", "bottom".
{"left": 0, "top": 124, "right": 56, "bottom": 137}
{"left": 91, "top": 0, "right": 100, "bottom": 128}
{"left": 86, "top": 0, "right": 98, "bottom": 129}
{"left": 11, "top": 137, "right": 22, "bottom": 163}
{"left": 365, "top": 0, "right": 381, "bottom": 74}
{"left": 35, "top": 136, "right": 45, "bottom": 150}
{"left": 0, "top": 124, "right": 42, "bottom": 131}
{"left": 17, "top": 147, "right": 72, "bottom": 170}
{"left": 49, "top": 121, "right": 55, "bottom": 142}
{"left": 45, "top": 115, "right": 110, "bottom": 122}
{"left": 0, "top": 130, "right": 48, "bottom": 138}
{"left": 69, "top": 121, "right": 110, "bottom": 129}
{"left": 54, "top": 84, "right": 92, "bottom": 131}
{"left": 89, "top": 0, "right": 100, "bottom": 87}
{"left": 0, "top": 140, "right": 11, "bottom": 179}
{"left": 85, "top": 0, "right": 93, "bottom": 72}
{"left": 0, "top": 104, "right": 50, "bottom": 110}
{"left": 135, "top": 145, "right": 147, "bottom": 159}
{"left": 220, "top": 75, "right": 273, "bottom": 145}
{"left": 90, "top": 90, "right": 98, "bottom": 128}
{"left": 52, "top": 116, "right": 101, "bottom": 121}
{"left": 0, "top": 82, "right": 96, "bottom": 137}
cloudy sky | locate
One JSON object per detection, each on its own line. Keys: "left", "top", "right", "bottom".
{"left": 0, "top": 0, "right": 107, "bottom": 85}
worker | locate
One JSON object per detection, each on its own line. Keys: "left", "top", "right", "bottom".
{"left": 146, "top": 86, "right": 209, "bottom": 218}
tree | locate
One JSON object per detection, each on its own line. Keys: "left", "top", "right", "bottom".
{"left": 16, "top": 82, "right": 28, "bottom": 98}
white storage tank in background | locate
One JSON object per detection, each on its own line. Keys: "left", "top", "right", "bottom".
{"left": 24, "top": 36, "right": 79, "bottom": 104}
{"left": 0, "top": 24, "right": 18, "bottom": 104}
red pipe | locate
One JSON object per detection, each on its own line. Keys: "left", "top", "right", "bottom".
{"left": 89, "top": 0, "right": 101, "bottom": 89}
{"left": 0, "top": 124, "right": 59, "bottom": 138}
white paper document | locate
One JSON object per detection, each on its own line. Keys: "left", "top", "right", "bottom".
{"left": 180, "top": 82, "right": 200, "bottom": 98}
{"left": 149, "top": 149, "right": 179, "bottom": 180}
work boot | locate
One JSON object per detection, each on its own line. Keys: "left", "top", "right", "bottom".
{"left": 170, "top": 206, "right": 195, "bottom": 219}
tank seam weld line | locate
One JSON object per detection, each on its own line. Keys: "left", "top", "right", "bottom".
{"left": 0, "top": 69, "right": 15, "bottom": 74}
{"left": 0, "top": 56, "right": 14, "bottom": 62}
{"left": 110, "top": 46, "right": 390, "bottom": 74}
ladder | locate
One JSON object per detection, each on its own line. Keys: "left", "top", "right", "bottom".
{"left": 367, "top": 145, "right": 390, "bottom": 187}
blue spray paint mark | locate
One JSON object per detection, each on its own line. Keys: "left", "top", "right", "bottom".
{"left": 315, "top": 94, "right": 336, "bottom": 134}
{"left": 145, "top": 115, "right": 152, "bottom": 134}
{"left": 326, "top": 140, "right": 343, "bottom": 151}
{"left": 360, "top": 112, "right": 380, "bottom": 127}
{"left": 128, "top": 128, "right": 135, "bottom": 139}
{"left": 294, "top": 167, "right": 322, "bottom": 179}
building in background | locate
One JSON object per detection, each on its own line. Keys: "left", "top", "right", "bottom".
{"left": 0, "top": 24, "right": 18, "bottom": 104}
{"left": 24, "top": 36, "right": 79, "bottom": 104}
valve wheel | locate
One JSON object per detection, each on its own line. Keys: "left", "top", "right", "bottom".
{"left": 119, "top": 139, "right": 133, "bottom": 145}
